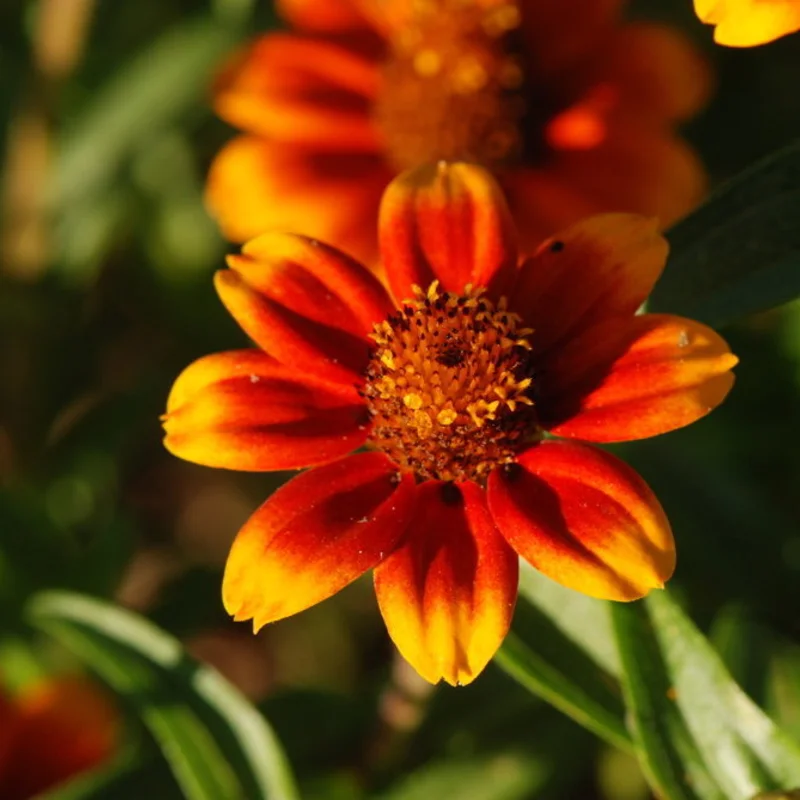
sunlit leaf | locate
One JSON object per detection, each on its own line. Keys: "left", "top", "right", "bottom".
{"left": 27, "top": 591, "right": 299, "bottom": 800}
{"left": 494, "top": 566, "right": 630, "bottom": 752}
{"left": 516, "top": 564, "right": 619, "bottom": 676}
{"left": 376, "top": 750, "right": 550, "bottom": 800}
{"left": 710, "top": 603, "right": 772, "bottom": 707}
{"left": 612, "top": 591, "right": 800, "bottom": 800}
{"left": 649, "top": 139, "right": 800, "bottom": 326}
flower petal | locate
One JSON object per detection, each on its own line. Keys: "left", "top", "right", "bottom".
{"left": 548, "top": 124, "right": 707, "bottom": 229}
{"left": 540, "top": 314, "right": 738, "bottom": 442}
{"left": 374, "top": 481, "right": 518, "bottom": 686}
{"left": 597, "top": 23, "right": 712, "bottom": 122}
{"left": 216, "top": 239, "right": 383, "bottom": 383}
{"left": 379, "top": 162, "right": 518, "bottom": 303}
{"left": 695, "top": 0, "right": 800, "bottom": 46}
{"left": 214, "top": 34, "right": 381, "bottom": 150}
{"left": 488, "top": 441, "right": 674, "bottom": 602}
{"left": 511, "top": 214, "right": 668, "bottom": 356}
{"left": 520, "top": 0, "right": 623, "bottom": 75}
{"left": 205, "top": 136, "right": 389, "bottom": 263}
{"left": 163, "top": 350, "right": 369, "bottom": 471}
{"left": 502, "top": 168, "right": 600, "bottom": 254}
{"left": 223, "top": 452, "right": 415, "bottom": 629}
{"left": 230, "top": 231, "right": 394, "bottom": 338}
{"left": 277, "top": 0, "right": 377, "bottom": 33}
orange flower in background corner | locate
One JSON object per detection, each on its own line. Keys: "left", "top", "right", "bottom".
{"left": 694, "top": 0, "right": 800, "bottom": 46}
{"left": 165, "top": 163, "right": 737, "bottom": 686}
{"left": 206, "top": 0, "right": 711, "bottom": 265}
{"left": 0, "top": 677, "right": 118, "bottom": 799}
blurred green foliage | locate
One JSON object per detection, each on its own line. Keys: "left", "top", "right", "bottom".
{"left": 1, "top": 1, "right": 800, "bottom": 799}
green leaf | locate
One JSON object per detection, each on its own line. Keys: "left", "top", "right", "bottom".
{"left": 611, "top": 598, "right": 723, "bottom": 800}
{"left": 516, "top": 563, "right": 619, "bottom": 677}
{"left": 710, "top": 604, "right": 772, "bottom": 707}
{"left": 649, "top": 139, "right": 800, "bottom": 326}
{"left": 494, "top": 566, "right": 630, "bottom": 753}
{"left": 27, "top": 590, "right": 299, "bottom": 800}
{"left": 612, "top": 591, "right": 800, "bottom": 800}
{"left": 768, "top": 645, "right": 800, "bottom": 742}
{"left": 375, "top": 749, "right": 551, "bottom": 800}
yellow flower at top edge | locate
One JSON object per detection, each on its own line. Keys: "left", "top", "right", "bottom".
{"left": 694, "top": 0, "right": 800, "bottom": 46}
{"left": 164, "top": 163, "right": 738, "bottom": 686}
{"left": 206, "top": 0, "right": 712, "bottom": 265}
{"left": 0, "top": 676, "right": 118, "bottom": 799}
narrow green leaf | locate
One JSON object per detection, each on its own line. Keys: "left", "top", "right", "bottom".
{"left": 612, "top": 591, "right": 800, "bottom": 800}
{"left": 710, "top": 604, "right": 772, "bottom": 706}
{"left": 376, "top": 749, "right": 550, "bottom": 800}
{"left": 611, "top": 601, "right": 722, "bottom": 800}
{"left": 53, "top": 16, "right": 239, "bottom": 207}
{"left": 517, "top": 564, "right": 620, "bottom": 677}
{"left": 494, "top": 572, "right": 631, "bottom": 753}
{"left": 649, "top": 593, "right": 800, "bottom": 793}
{"left": 769, "top": 645, "right": 800, "bottom": 742}
{"left": 649, "top": 139, "right": 800, "bottom": 326}
{"left": 27, "top": 590, "right": 299, "bottom": 800}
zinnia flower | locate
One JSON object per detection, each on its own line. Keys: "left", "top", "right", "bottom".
{"left": 0, "top": 676, "right": 117, "bottom": 799}
{"left": 694, "top": 0, "right": 800, "bottom": 46}
{"left": 165, "top": 163, "right": 737, "bottom": 685}
{"left": 206, "top": 0, "right": 710, "bottom": 264}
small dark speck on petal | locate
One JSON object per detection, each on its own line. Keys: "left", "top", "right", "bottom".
{"left": 440, "top": 482, "right": 462, "bottom": 506}
{"left": 502, "top": 462, "right": 523, "bottom": 483}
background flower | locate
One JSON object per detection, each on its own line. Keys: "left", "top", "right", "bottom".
{"left": 0, "top": 677, "right": 118, "bottom": 800}
{"left": 694, "top": 0, "right": 800, "bottom": 46}
{"left": 206, "top": 0, "right": 711, "bottom": 263}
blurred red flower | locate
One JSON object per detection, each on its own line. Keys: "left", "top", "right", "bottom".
{"left": 206, "top": 0, "right": 710, "bottom": 264}
{"left": 0, "top": 677, "right": 117, "bottom": 799}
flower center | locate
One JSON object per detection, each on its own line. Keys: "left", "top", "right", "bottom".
{"left": 373, "top": 0, "right": 528, "bottom": 171}
{"left": 362, "top": 282, "right": 540, "bottom": 483}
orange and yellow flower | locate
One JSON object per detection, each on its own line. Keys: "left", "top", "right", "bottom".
{"left": 0, "top": 677, "right": 118, "bottom": 799}
{"left": 206, "top": 0, "right": 710, "bottom": 264}
{"left": 694, "top": 0, "right": 800, "bottom": 46}
{"left": 165, "top": 163, "right": 737, "bottom": 685}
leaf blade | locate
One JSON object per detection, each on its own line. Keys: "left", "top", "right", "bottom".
{"left": 611, "top": 591, "right": 800, "bottom": 800}
{"left": 27, "top": 590, "right": 299, "bottom": 800}
{"left": 611, "top": 601, "right": 722, "bottom": 800}
{"left": 494, "top": 567, "right": 630, "bottom": 752}
{"left": 649, "top": 139, "right": 800, "bottom": 326}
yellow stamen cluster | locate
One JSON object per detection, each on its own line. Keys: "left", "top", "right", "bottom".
{"left": 373, "top": 0, "right": 527, "bottom": 170}
{"left": 362, "top": 282, "right": 540, "bottom": 483}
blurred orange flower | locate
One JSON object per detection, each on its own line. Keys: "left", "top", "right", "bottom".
{"left": 206, "top": 0, "right": 710, "bottom": 264}
{"left": 0, "top": 677, "right": 118, "bottom": 799}
{"left": 694, "top": 0, "right": 800, "bottom": 46}
{"left": 166, "top": 163, "right": 736, "bottom": 685}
